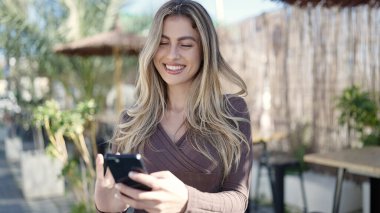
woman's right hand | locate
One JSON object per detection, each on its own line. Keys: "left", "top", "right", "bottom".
{"left": 94, "top": 154, "right": 129, "bottom": 212}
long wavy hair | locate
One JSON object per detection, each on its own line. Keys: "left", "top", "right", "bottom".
{"left": 112, "top": 0, "right": 250, "bottom": 179}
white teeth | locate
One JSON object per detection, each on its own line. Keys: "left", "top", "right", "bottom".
{"left": 165, "top": 64, "right": 185, "bottom": 71}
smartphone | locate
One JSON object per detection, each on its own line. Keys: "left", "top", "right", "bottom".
{"left": 104, "top": 153, "right": 151, "bottom": 191}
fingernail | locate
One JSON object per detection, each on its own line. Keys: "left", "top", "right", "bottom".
{"left": 129, "top": 171, "right": 136, "bottom": 178}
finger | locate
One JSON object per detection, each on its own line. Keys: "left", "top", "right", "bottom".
{"left": 104, "top": 167, "right": 115, "bottom": 181}
{"left": 115, "top": 191, "right": 153, "bottom": 210}
{"left": 115, "top": 184, "right": 163, "bottom": 201}
{"left": 95, "top": 154, "right": 104, "bottom": 181}
{"left": 96, "top": 154, "right": 115, "bottom": 188}
{"left": 128, "top": 172, "right": 160, "bottom": 190}
{"left": 150, "top": 171, "right": 173, "bottom": 179}
{"left": 103, "top": 153, "right": 121, "bottom": 183}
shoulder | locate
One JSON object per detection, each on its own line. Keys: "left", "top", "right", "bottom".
{"left": 118, "top": 109, "right": 132, "bottom": 124}
{"left": 223, "top": 94, "right": 249, "bottom": 117}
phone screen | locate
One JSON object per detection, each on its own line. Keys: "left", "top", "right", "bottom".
{"left": 104, "top": 153, "right": 151, "bottom": 191}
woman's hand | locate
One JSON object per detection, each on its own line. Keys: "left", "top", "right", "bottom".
{"left": 94, "top": 154, "right": 129, "bottom": 212}
{"left": 114, "top": 171, "right": 189, "bottom": 213}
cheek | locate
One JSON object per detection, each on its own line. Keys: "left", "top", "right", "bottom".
{"left": 153, "top": 54, "right": 160, "bottom": 69}
{"left": 192, "top": 52, "right": 202, "bottom": 69}
{"left": 152, "top": 58, "right": 165, "bottom": 79}
{"left": 153, "top": 49, "right": 167, "bottom": 67}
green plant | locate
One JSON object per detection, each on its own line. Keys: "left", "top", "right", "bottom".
{"left": 287, "top": 122, "right": 312, "bottom": 171}
{"left": 336, "top": 85, "right": 380, "bottom": 146}
{"left": 33, "top": 99, "right": 97, "bottom": 212}
{"left": 33, "top": 100, "right": 68, "bottom": 161}
{"left": 1, "top": 0, "right": 135, "bottom": 114}
{"left": 62, "top": 158, "right": 96, "bottom": 213}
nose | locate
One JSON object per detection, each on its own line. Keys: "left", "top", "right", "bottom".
{"left": 167, "top": 45, "right": 180, "bottom": 60}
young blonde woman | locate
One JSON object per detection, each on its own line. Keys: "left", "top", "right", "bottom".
{"left": 94, "top": 0, "right": 253, "bottom": 212}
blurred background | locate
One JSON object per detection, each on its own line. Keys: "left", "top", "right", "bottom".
{"left": 0, "top": 0, "right": 379, "bottom": 212}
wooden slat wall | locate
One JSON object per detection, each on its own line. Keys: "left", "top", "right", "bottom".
{"left": 271, "top": 0, "right": 380, "bottom": 8}
{"left": 219, "top": 6, "right": 380, "bottom": 153}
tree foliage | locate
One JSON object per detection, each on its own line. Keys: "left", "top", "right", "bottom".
{"left": 1, "top": 1, "right": 148, "bottom": 212}
{"left": 0, "top": 0, "right": 140, "bottom": 110}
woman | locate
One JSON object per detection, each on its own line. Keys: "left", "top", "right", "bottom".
{"left": 95, "top": 0, "right": 253, "bottom": 212}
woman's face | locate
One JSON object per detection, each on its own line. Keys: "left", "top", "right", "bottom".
{"left": 153, "top": 15, "right": 202, "bottom": 89}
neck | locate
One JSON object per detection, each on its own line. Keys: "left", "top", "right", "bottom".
{"left": 166, "top": 85, "right": 189, "bottom": 113}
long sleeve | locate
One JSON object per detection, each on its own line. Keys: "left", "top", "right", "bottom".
{"left": 185, "top": 186, "right": 248, "bottom": 212}
{"left": 99, "top": 96, "right": 254, "bottom": 213}
{"left": 183, "top": 96, "right": 254, "bottom": 212}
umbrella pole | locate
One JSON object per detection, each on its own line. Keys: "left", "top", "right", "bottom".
{"left": 113, "top": 47, "right": 123, "bottom": 113}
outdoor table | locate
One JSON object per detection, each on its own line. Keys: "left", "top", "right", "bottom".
{"left": 304, "top": 147, "right": 380, "bottom": 213}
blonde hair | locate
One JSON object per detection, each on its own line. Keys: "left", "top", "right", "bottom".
{"left": 112, "top": 0, "right": 250, "bottom": 179}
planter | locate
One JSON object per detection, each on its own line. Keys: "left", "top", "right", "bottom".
{"left": 0, "top": 127, "right": 7, "bottom": 141}
{"left": 20, "top": 150, "right": 65, "bottom": 199}
{"left": 4, "top": 137, "right": 22, "bottom": 162}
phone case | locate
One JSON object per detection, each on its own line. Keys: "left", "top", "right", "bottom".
{"left": 104, "top": 153, "right": 151, "bottom": 191}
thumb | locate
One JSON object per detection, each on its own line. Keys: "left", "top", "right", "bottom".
{"left": 95, "top": 154, "right": 105, "bottom": 181}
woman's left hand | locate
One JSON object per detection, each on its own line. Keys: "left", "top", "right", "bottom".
{"left": 115, "top": 171, "right": 188, "bottom": 213}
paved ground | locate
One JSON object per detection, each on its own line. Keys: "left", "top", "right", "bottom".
{"left": 0, "top": 130, "right": 273, "bottom": 213}
{"left": 248, "top": 203, "right": 275, "bottom": 213}
{"left": 0, "top": 136, "right": 72, "bottom": 213}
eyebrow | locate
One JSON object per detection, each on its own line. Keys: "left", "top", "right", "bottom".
{"left": 161, "top": 34, "right": 198, "bottom": 42}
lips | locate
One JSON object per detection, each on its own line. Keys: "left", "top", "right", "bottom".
{"left": 164, "top": 64, "right": 186, "bottom": 74}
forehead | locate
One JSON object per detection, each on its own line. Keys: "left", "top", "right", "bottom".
{"left": 161, "top": 15, "right": 200, "bottom": 40}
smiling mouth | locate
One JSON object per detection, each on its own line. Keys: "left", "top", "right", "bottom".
{"left": 164, "top": 64, "right": 186, "bottom": 74}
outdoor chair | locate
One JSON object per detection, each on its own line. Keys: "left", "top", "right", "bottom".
{"left": 251, "top": 140, "right": 308, "bottom": 213}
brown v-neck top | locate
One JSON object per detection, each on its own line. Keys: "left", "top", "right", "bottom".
{"left": 104, "top": 96, "right": 253, "bottom": 213}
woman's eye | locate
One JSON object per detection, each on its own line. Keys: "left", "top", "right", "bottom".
{"left": 181, "top": 44, "right": 193, "bottom": 48}
{"left": 159, "top": 42, "right": 169, "bottom": 45}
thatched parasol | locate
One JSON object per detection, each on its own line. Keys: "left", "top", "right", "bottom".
{"left": 53, "top": 30, "right": 145, "bottom": 57}
{"left": 271, "top": 0, "right": 380, "bottom": 8}
{"left": 53, "top": 28, "right": 146, "bottom": 113}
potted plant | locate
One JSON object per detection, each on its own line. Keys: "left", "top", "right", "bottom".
{"left": 1, "top": 92, "right": 23, "bottom": 162}
{"left": 33, "top": 99, "right": 97, "bottom": 211}
{"left": 336, "top": 85, "right": 380, "bottom": 147}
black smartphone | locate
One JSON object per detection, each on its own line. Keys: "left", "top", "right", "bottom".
{"left": 104, "top": 153, "right": 151, "bottom": 191}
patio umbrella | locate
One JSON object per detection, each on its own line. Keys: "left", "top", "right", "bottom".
{"left": 53, "top": 27, "right": 146, "bottom": 113}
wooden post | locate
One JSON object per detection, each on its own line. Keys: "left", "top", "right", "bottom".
{"left": 113, "top": 47, "right": 123, "bottom": 113}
